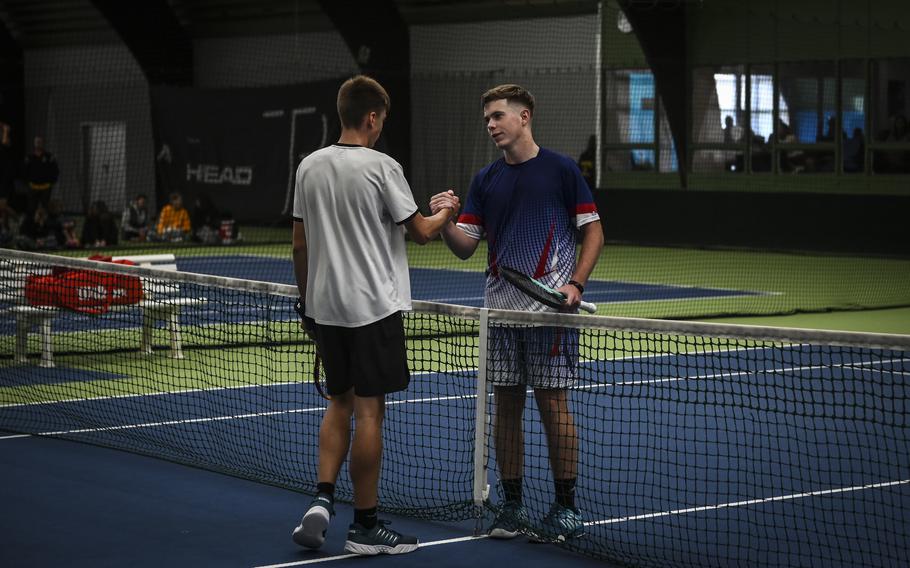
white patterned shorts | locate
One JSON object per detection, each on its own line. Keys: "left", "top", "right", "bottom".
{"left": 487, "top": 325, "right": 579, "bottom": 389}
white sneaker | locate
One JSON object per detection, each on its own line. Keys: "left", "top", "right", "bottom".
{"left": 292, "top": 494, "right": 335, "bottom": 549}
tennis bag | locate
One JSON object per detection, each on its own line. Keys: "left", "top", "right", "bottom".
{"left": 25, "top": 256, "right": 143, "bottom": 315}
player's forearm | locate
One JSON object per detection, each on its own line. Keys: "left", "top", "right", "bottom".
{"left": 572, "top": 221, "right": 604, "bottom": 284}
{"left": 440, "top": 221, "right": 478, "bottom": 259}
{"left": 292, "top": 249, "right": 308, "bottom": 299}
{"left": 291, "top": 222, "right": 308, "bottom": 299}
{"left": 407, "top": 208, "right": 454, "bottom": 245}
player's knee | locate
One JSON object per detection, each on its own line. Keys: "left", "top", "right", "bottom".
{"left": 353, "top": 395, "right": 386, "bottom": 423}
{"left": 535, "top": 388, "right": 569, "bottom": 413}
{"left": 329, "top": 389, "right": 355, "bottom": 413}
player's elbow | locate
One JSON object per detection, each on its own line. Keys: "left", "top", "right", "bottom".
{"left": 441, "top": 231, "right": 478, "bottom": 260}
{"left": 445, "top": 239, "right": 475, "bottom": 260}
{"left": 454, "top": 247, "right": 473, "bottom": 260}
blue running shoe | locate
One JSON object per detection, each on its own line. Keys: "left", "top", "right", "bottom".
{"left": 533, "top": 503, "right": 585, "bottom": 543}
{"left": 488, "top": 500, "right": 530, "bottom": 539}
{"left": 292, "top": 493, "right": 335, "bottom": 549}
{"left": 344, "top": 520, "right": 419, "bottom": 555}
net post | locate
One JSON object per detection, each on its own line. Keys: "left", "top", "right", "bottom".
{"left": 472, "top": 308, "right": 490, "bottom": 535}
{"left": 14, "top": 310, "right": 29, "bottom": 365}
{"left": 39, "top": 315, "right": 54, "bottom": 368}
{"left": 167, "top": 308, "right": 184, "bottom": 359}
{"left": 140, "top": 310, "right": 154, "bottom": 355}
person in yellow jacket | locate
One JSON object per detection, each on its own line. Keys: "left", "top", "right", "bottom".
{"left": 155, "top": 192, "right": 191, "bottom": 241}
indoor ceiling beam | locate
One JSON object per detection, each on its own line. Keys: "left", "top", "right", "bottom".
{"left": 619, "top": 0, "right": 689, "bottom": 187}
{"left": 90, "top": 0, "right": 192, "bottom": 85}
{"left": 398, "top": 0, "right": 599, "bottom": 25}
{"left": 316, "top": 0, "right": 412, "bottom": 174}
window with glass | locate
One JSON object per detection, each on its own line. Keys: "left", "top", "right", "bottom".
{"left": 749, "top": 65, "right": 780, "bottom": 173}
{"left": 776, "top": 62, "right": 837, "bottom": 173}
{"left": 618, "top": 57, "right": 909, "bottom": 179}
{"left": 691, "top": 65, "right": 746, "bottom": 173}
{"left": 692, "top": 66, "right": 747, "bottom": 145}
{"left": 602, "top": 69, "right": 674, "bottom": 173}
{"left": 604, "top": 69, "right": 654, "bottom": 170}
{"left": 871, "top": 58, "right": 910, "bottom": 174}
{"left": 659, "top": 106, "right": 678, "bottom": 172}
{"left": 841, "top": 60, "right": 867, "bottom": 174}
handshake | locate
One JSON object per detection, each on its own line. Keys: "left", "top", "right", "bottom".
{"left": 429, "top": 189, "right": 460, "bottom": 218}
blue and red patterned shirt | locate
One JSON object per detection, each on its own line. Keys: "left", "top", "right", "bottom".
{"left": 457, "top": 147, "right": 600, "bottom": 311}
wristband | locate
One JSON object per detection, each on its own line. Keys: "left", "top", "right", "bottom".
{"left": 294, "top": 298, "right": 306, "bottom": 318}
{"left": 567, "top": 280, "right": 585, "bottom": 294}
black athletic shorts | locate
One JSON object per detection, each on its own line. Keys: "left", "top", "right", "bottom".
{"left": 312, "top": 311, "right": 410, "bottom": 397}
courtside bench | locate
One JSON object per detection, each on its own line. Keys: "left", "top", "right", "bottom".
{"left": 8, "top": 254, "right": 207, "bottom": 368}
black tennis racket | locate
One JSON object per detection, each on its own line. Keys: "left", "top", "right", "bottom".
{"left": 500, "top": 266, "right": 597, "bottom": 314}
{"left": 295, "top": 298, "right": 329, "bottom": 400}
{"left": 313, "top": 350, "right": 329, "bottom": 400}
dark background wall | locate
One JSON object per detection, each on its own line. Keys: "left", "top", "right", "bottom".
{"left": 597, "top": 189, "right": 910, "bottom": 254}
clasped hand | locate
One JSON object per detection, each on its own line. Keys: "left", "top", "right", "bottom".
{"left": 429, "top": 190, "right": 460, "bottom": 217}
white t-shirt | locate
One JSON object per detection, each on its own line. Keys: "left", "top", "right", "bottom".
{"left": 292, "top": 144, "right": 418, "bottom": 327}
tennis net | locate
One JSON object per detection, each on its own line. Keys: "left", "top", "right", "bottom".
{"left": 1, "top": 249, "right": 908, "bottom": 566}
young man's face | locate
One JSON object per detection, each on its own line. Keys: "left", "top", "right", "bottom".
{"left": 483, "top": 99, "right": 529, "bottom": 150}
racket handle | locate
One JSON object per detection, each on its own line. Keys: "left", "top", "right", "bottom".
{"left": 579, "top": 301, "right": 597, "bottom": 314}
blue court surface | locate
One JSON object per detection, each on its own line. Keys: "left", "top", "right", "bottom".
{"left": 2, "top": 345, "right": 907, "bottom": 566}
{"left": 0, "top": 434, "right": 604, "bottom": 568}
{"left": 176, "top": 254, "right": 763, "bottom": 307}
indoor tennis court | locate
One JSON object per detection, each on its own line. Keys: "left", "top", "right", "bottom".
{"left": 2, "top": 1, "right": 910, "bottom": 567}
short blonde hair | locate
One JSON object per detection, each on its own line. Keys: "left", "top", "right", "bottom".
{"left": 337, "top": 75, "right": 391, "bottom": 129}
{"left": 481, "top": 84, "right": 535, "bottom": 115}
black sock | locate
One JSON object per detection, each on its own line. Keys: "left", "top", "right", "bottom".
{"left": 354, "top": 506, "right": 378, "bottom": 529}
{"left": 316, "top": 482, "right": 335, "bottom": 499}
{"left": 555, "top": 477, "right": 577, "bottom": 509}
{"left": 501, "top": 478, "right": 523, "bottom": 504}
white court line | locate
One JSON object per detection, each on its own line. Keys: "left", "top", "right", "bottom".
{"left": 27, "top": 393, "right": 476, "bottom": 437}
{"left": 253, "top": 535, "right": 488, "bottom": 568}
{"left": 587, "top": 479, "right": 910, "bottom": 526}
{"left": 0, "top": 433, "right": 31, "bottom": 440}
{"left": 579, "top": 357, "right": 910, "bottom": 391}
{"left": 35, "top": 405, "right": 327, "bottom": 437}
